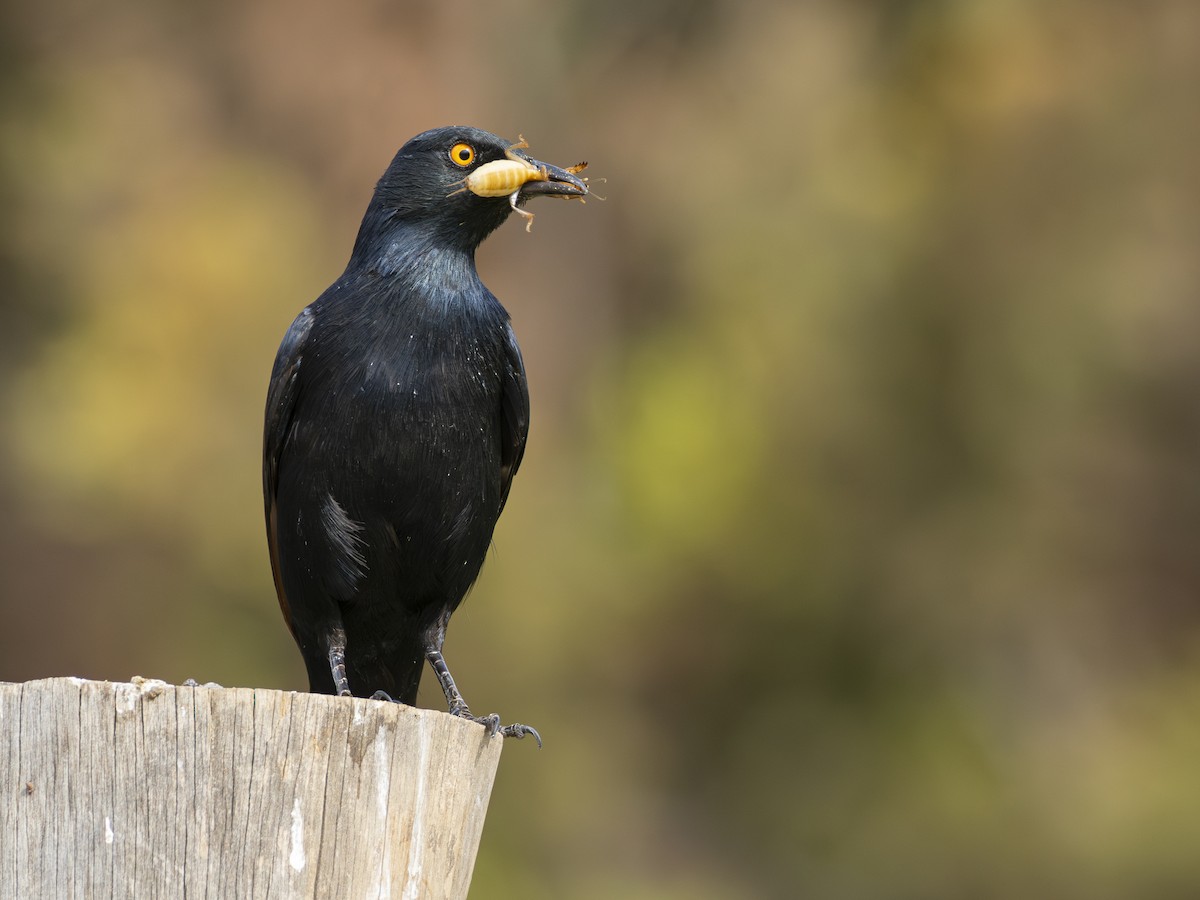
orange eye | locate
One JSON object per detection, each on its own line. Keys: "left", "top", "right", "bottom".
{"left": 449, "top": 143, "right": 475, "bottom": 167}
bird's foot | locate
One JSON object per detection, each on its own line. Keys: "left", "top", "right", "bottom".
{"left": 369, "top": 690, "right": 396, "bottom": 702}
{"left": 449, "top": 705, "right": 542, "bottom": 748}
{"left": 498, "top": 721, "right": 543, "bottom": 747}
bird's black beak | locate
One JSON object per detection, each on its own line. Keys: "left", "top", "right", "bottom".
{"left": 515, "top": 157, "right": 589, "bottom": 201}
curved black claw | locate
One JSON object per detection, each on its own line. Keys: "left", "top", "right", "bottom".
{"left": 451, "top": 708, "right": 542, "bottom": 748}
{"left": 498, "top": 722, "right": 542, "bottom": 748}
{"left": 472, "top": 712, "right": 501, "bottom": 736}
{"left": 370, "top": 690, "right": 396, "bottom": 702}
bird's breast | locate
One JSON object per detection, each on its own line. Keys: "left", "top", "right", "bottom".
{"left": 294, "top": 312, "right": 509, "bottom": 499}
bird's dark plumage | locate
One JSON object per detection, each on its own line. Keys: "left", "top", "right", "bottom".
{"left": 264, "top": 126, "right": 586, "bottom": 741}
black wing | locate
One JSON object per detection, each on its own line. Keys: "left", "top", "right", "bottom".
{"left": 498, "top": 321, "right": 530, "bottom": 514}
{"left": 263, "top": 307, "right": 316, "bottom": 636}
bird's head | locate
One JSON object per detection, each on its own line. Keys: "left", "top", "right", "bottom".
{"left": 365, "top": 126, "right": 589, "bottom": 253}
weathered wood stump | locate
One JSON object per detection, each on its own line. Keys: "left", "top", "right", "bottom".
{"left": 0, "top": 677, "right": 504, "bottom": 898}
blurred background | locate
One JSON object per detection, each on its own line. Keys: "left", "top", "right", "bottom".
{"left": 2, "top": 0, "right": 1199, "bottom": 896}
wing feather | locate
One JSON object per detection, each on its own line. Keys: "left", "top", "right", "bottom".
{"left": 263, "top": 307, "right": 316, "bottom": 636}
{"left": 498, "top": 322, "right": 530, "bottom": 514}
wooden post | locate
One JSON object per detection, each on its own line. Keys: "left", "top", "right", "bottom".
{"left": 0, "top": 677, "right": 504, "bottom": 899}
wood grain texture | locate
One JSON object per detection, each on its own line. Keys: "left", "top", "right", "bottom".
{"left": 0, "top": 677, "right": 504, "bottom": 899}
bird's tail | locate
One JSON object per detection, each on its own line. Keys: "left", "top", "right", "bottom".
{"left": 342, "top": 629, "right": 425, "bottom": 705}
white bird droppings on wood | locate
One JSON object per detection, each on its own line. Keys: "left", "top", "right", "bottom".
{"left": 289, "top": 797, "right": 306, "bottom": 872}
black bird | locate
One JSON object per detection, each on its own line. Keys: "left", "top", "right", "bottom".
{"left": 264, "top": 126, "right": 587, "bottom": 742}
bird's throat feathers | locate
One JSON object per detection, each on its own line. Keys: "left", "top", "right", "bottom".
{"left": 348, "top": 212, "right": 487, "bottom": 312}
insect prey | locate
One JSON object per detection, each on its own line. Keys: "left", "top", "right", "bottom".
{"left": 451, "top": 136, "right": 593, "bottom": 232}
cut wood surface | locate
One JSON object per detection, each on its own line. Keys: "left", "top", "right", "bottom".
{"left": 0, "top": 677, "right": 504, "bottom": 899}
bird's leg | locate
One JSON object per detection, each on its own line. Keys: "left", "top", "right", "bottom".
{"left": 422, "top": 617, "right": 542, "bottom": 746}
{"left": 328, "top": 646, "right": 351, "bottom": 697}
{"left": 422, "top": 610, "right": 471, "bottom": 714}
{"left": 326, "top": 626, "right": 352, "bottom": 697}
{"left": 425, "top": 645, "right": 470, "bottom": 715}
